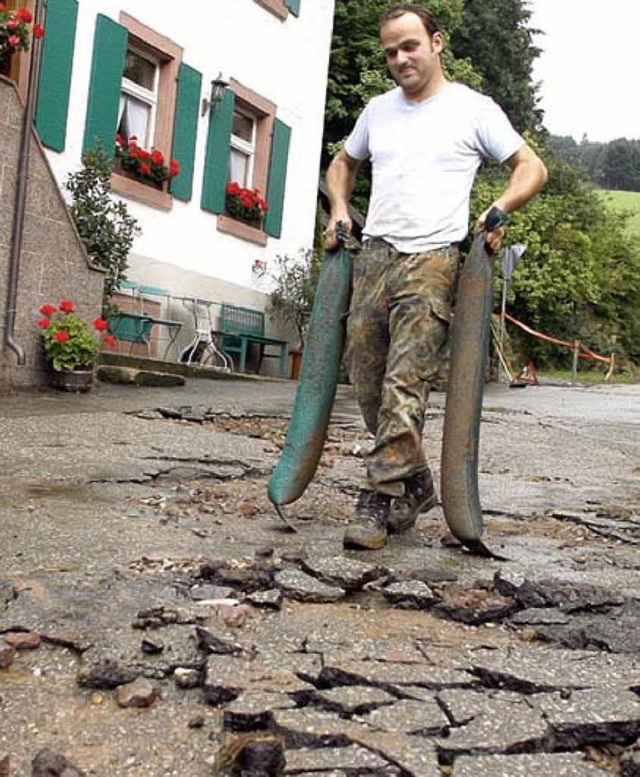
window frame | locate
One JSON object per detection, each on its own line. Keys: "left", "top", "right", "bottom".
{"left": 253, "top": 0, "right": 288, "bottom": 21}
{"left": 118, "top": 44, "right": 160, "bottom": 148}
{"left": 110, "top": 12, "right": 182, "bottom": 211}
{"left": 217, "top": 79, "right": 276, "bottom": 246}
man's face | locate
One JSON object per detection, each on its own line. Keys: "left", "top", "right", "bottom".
{"left": 380, "top": 12, "right": 444, "bottom": 100}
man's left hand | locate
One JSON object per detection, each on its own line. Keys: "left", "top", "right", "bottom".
{"left": 476, "top": 207, "right": 506, "bottom": 253}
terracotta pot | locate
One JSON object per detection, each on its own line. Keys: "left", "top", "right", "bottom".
{"left": 50, "top": 366, "right": 94, "bottom": 393}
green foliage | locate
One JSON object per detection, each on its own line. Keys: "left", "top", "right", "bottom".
{"left": 268, "top": 250, "right": 322, "bottom": 348}
{"left": 600, "top": 190, "right": 640, "bottom": 240}
{"left": 600, "top": 139, "right": 640, "bottom": 191}
{"left": 66, "top": 147, "right": 140, "bottom": 304}
{"left": 549, "top": 135, "right": 640, "bottom": 192}
{"left": 39, "top": 306, "right": 101, "bottom": 371}
{"left": 471, "top": 146, "right": 640, "bottom": 367}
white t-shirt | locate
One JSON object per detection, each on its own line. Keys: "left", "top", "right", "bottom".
{"left": 344, "top": 82, "right": 524, "bottom": 252}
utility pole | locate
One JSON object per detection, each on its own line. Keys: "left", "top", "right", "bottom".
{"left": 498, "top": 244, "right": 527, "bottom": 382}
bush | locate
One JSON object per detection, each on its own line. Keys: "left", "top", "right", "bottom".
{"left": 66, "top": 147, "right": 140, "bottom": 304}
{"left": 267, "top": 249, "right": 322, "bottom": 348}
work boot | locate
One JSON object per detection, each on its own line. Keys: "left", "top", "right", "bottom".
{"left": 343, "top": 490, "right": 390, "bottom": 550}
{"left": 387, "top": 469, "right": 438, "bottom": 534}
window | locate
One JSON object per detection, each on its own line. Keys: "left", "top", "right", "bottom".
{"left": 201, "top": 79, "right": 291, "bottom": 243}
{"left": 229, "top": 110, "right": 256, "bottom": 188}
{"left": 216, "top": 81, "right": 275, "bottom": 245}
{"left": 110, "top": 12, "right": 182, "bottom": 210}
{"left": 118, "top": 47, "right": 159, "bottom": 147}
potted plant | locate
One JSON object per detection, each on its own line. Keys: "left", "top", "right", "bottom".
{"left": 0, "top": 5, "right": 44, "bottom": 76}
{"left": 225, "top": 182, "right": 269, "bottom": 228}
{"left": 37, "top": 300, "right": 115, "bottom": 392}
{"left": 114, "top": 134, "right": 180, "bottom": 189}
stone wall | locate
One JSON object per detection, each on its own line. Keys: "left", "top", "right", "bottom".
{"left": 0, "top": 76, "right": 104, "bottom": 391}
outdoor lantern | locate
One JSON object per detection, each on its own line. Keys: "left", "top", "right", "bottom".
{"left": 201, "top": 72, "right": 229, "bottom": 116}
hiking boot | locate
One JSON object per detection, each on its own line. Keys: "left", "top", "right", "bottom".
{"left": 387, "top": 470, "right": 437, "bottom": 534}
{"left": 343, "top": 490, "right": 390, "bottom": 550}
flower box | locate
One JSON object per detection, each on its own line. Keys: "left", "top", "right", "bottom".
{"left": 114, "top": 135, "right": 179, "bottom": 190}
{"left": 225, "top": 182, "right": 268, "bottom": 229}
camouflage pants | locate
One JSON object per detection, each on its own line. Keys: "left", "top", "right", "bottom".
{"left": 346, "top": 239, "right": 460, "bottom": 496}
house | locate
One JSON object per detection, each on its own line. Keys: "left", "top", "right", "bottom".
{"left": 1, "top": 0, "right": 335, "bottom": 383}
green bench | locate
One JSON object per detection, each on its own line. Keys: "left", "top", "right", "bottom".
{"left": 218, "top": 304, "right": 288, "bottom": 377}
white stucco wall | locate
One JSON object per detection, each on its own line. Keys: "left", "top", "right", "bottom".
{"left": 45, "top": 0, "right": 335, "bottom": 300}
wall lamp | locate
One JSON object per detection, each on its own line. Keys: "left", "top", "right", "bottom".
{"left": 201, "top": 72, "right": 229, "bottom": 116}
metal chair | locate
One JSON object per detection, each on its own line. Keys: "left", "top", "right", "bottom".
{"left": 179, "top": 297, "right": 231, "bottom": 371}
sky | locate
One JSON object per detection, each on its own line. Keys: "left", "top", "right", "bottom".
{"left": 528, "top": 0, "right": 639, "bottom": 142}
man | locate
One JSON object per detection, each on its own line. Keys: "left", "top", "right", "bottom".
{"left": 325, "top": 3, "right": 548, "bottom": 550}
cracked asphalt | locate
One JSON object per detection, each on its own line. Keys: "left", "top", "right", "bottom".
{"left": 1, "top": 376, "right": 639, "bottom": 776}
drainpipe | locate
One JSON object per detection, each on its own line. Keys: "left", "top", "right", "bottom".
{"left": 3, "top": 0, "right": 45, "bottom": 364}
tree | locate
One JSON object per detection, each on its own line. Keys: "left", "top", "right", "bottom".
{"left": 449, "top": 0, "right": 543, "bottom": 133}
{"left": 601, "top": 139, "right": 640, "bottom": 191}
{"left": 66, "top": 147, "right": 140, "bottom": 304}
{"left": 267, "top": 250, "right": 322, "bottom": 348}
{"left": 471, "top": 144, "right": 640, "bottom": 366}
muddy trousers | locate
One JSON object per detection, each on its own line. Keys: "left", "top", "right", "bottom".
{"left": 346, "top": 240, "right": 460, "bottom": 497}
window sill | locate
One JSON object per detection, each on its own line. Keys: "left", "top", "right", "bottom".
{"left": 111, "top": 171, "right": 173, "bottom": 211}
{"left": 254, "top": 0, "right": 288, "bottom": 20}
{"left": 217, "top": 214, "right": 268, "bottom": 246}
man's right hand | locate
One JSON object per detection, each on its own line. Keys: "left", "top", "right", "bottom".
{"left": 324, "top": 215, "right": 352, "bottom": 252}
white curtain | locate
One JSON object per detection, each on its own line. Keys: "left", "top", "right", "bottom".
{"left": 118, "top": 95, "right": 151, "bottom": 146}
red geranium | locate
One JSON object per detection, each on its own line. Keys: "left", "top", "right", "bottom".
{"left": 37, "top": 299, "right": 107, "bottom": 371}
{"left": 225, "top": 181, "right": 269, "bottom": 225}
{"left": 115, "top": 135, "right": 180, "bottom": 185}
{"left": 0, "top": 5, "right": 42, "bottom": 53}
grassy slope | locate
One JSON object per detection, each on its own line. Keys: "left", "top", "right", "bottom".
{"left": 599, "top": 189, "right": 640, "bottom": 238}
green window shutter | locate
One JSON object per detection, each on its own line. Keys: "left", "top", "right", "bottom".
{"left": 201, "top": 89, "right": 235, "bottom": 214}
{"left": 34, "top": 0, "right": 78, "bottom": 152}
{"left": 82, "top": 14, "right": 127, "bottom": 154}
{"left": 285, "top": 0, "right": 301, "bottom": 16}
{"left": 264, "top": 119, "right": 291, "bottom": 238}
{"left": 170, "top": 63, "right": 202, "bottom": 202}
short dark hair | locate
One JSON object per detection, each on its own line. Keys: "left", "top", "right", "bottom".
{"left": 379, "top": 4, "right": 442, "bottom": 37}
